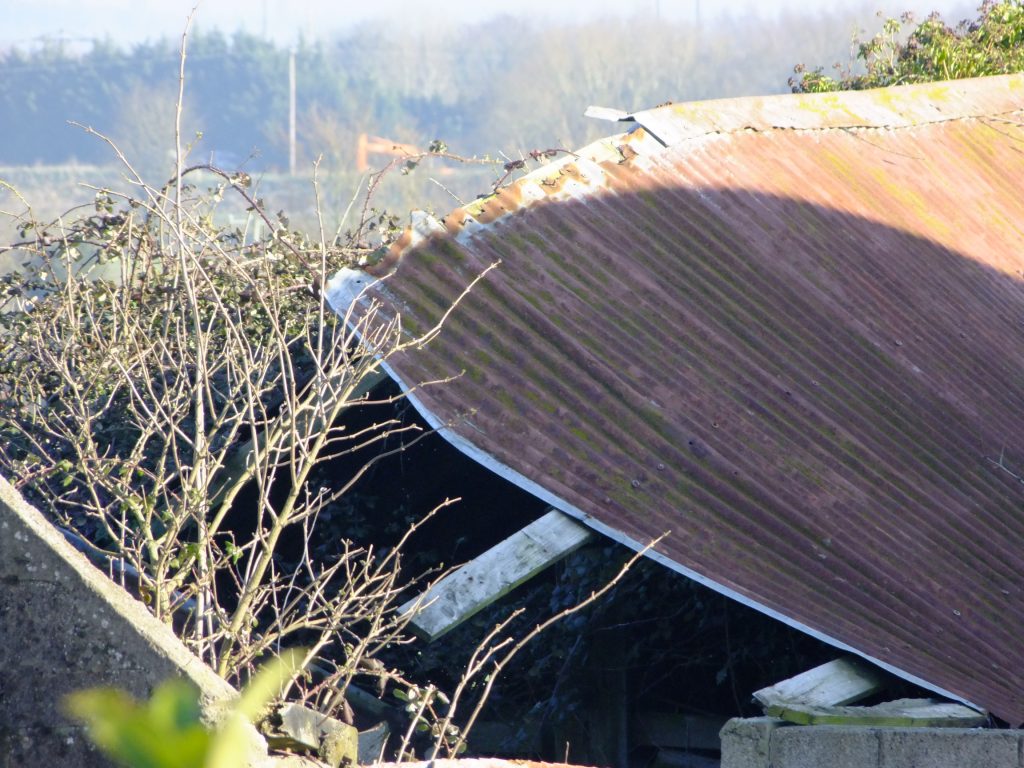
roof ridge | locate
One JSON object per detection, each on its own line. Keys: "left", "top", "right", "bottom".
{"left": 620, "top": 72, "right": 1024, "bottom": 145}
{"left": 345, "top": 73, "right": 1023, "bottom": 287}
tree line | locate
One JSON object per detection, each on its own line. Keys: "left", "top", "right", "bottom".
{"left": 0, "top": 11, "right": 875, "bottom": 174}
{"left": 4, "top": 4, "right": 1022, "bottom": 176}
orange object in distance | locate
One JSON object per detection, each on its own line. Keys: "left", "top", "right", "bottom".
{"left": 356, "top": 132, "right": 422, "bottom": 172}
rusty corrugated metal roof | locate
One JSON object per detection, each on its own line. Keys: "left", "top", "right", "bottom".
{"left": 327, "top": 74, "right": 1024, "bottom": 723}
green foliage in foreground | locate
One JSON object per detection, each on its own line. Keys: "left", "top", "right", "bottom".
{"left": 64, "top": 651, "right": 303, "bottom": 768}
{"left": 66, "top": 681, "right": 210, "bottom": 768}
{"left": 791, "top": 1, "right": 1024, "bottom": 92}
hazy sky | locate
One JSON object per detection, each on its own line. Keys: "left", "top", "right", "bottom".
{"left": 4, "top": 0, "right": 976, "bottom": 48}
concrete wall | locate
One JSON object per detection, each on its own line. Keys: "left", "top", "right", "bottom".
{"left": 0, "top": 475, "right": 273, "bottom": 767}
{"left": 721, "top": 717, "right": 1024, "bottom": 768}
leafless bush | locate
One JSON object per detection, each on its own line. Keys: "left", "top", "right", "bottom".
{"left": 0, "top": 18, "right": 654, "bottom": 759}
{"left": 0, "top": 17, "right": 475, "bottom": 717}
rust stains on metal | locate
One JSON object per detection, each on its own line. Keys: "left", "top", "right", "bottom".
{"left": 326, "top": 74, "right": 1024, "bottom": 724}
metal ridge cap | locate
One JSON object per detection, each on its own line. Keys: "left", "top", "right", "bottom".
{"left": 422, "top": 126, "right": 664, "bottom": 244}
{"left": 625, "top": 73, "right": 1024, "bottom": 144}
{"left": 324, "top": 266, "right": 379, "bottom": 317}
{"left": 336, "top": 74, "right": 1023, "bottom": 286}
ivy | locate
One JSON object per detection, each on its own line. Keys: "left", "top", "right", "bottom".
{"left": 791, "top": 1, "right": 1024, "bottom": 92}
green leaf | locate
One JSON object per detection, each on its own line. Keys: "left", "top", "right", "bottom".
{"left": 205, "top": 649, "right": 306, "bottom": 768}
{"left": 64, "top": 679, "right": 210, "bottom": 768}
{"left": 233, "top": 647, "right": 305, "bottom": 722}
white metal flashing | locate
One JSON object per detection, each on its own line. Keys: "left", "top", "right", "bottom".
{"left": 325, "top": 267, "right": 378, "bottom": 314}
{"left": 588, "top": 73, "right": 1024, "bottom": 148}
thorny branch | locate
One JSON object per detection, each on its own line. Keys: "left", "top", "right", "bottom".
{"left": 0, "top": 22, "right": 640, "bottom": 758}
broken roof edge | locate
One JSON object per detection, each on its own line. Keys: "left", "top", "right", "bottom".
{"left": 323, "top": 250, "right": 990, "bottom": 719}
{"left": 591, "top": 72, "right": 1024, "bottom": 145}
{"left": 372, "top": 353, "right": 986, "bottom": 716}
{"left": 346, "top": 123, "right": 666, "bottom": 278}
{"left": 348, "top": 73, "right": 1024, "bottom": 280}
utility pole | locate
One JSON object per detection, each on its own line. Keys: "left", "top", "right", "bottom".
{"left": 288, "top": 48, "right": 296, "bottom": 176}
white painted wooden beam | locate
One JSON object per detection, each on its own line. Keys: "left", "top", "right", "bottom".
{"left": 754, "top": 656, "right": 986, "bottom": 726}
{"left": 754, "top": 656, "right": 885, "bottom": 711}
{"left": 399, "top": 509, "right": 595, "bottom": 641}
{"left": 764, "top": 697, "right": 986, "bottom": 727}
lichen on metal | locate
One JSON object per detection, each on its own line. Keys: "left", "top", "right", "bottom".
{"left": 328, "top": 73, "right": 1024, "bottom": 725}
{"left": 625, "top": 72, "right": 1024, "bottom": 144}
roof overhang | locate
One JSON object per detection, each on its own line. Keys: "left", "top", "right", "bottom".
{"left": 327, "top": 73, "right": 1024, "bottom": 723}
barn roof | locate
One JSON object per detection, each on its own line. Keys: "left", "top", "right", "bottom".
{"left": 327, "top": 74, "right": 1024, "bottom": 723}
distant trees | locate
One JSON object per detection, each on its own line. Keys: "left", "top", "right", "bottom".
{"left": 110, "top": 81, "right": 191, "bottom": 179}
{"left": 1, "top": 12, "right": 873, "bottom": 173}
{"left": 0, "top": 38, "right": 134, "bottom": 165}
{"left": 791, "top": 0, "right": 1024, "bottom": 92}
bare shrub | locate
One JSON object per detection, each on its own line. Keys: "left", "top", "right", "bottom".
{"left": 0, "top": 18, "right": 652, "bottom": 759}
{"left": 0, "top": 18, "right": 477, "bottom": 720}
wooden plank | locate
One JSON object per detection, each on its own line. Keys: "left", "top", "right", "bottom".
{"left": 399, "top": 509, "right": 594, "bottom": 641}
{"left": 766, "top": 697, "right": 987, "bottom": 728}
{"left": 344, "top": 682, "right": 396, "bottom": 720}
{"left": 753, "top": 656, "right": 885, "bottom": 711}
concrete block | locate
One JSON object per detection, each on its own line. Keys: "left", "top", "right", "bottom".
{"left": 771, "top": 725, "right": 881, "bottom": 768}
{"left": 724, "top": 719, "right": 1024, "bottom": 768}
{"left": 0, "top": 476, "right": 269, "bottom": 767}
{"left": 719, "top": 716, "right": 787, "bottom": 768}
{"left": 879, "top": 727, "right": 1020, "bottom": 768}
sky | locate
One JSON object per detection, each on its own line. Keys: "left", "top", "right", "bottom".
{"left": 3, "top": 0, "right": 976, "bottom": 49}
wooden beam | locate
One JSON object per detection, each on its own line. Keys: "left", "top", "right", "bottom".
{"left": 765, "top": 698, "right": 986, "bottom": 727}
{"left": 753, "top": 656, "right": 885, "bottom": 712}
{"left": 754, "top": 656, "right": 986, "bottom": 727}
{"left": 399, "top": 509, "right": 594, "bottom": 641}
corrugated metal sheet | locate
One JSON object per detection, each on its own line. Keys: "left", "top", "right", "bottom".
{"left": 327, "top": 74, "right": 1024, "bottom": 724}
{"left": 621, "top": 73, "right": 1024, "bottom": 143}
